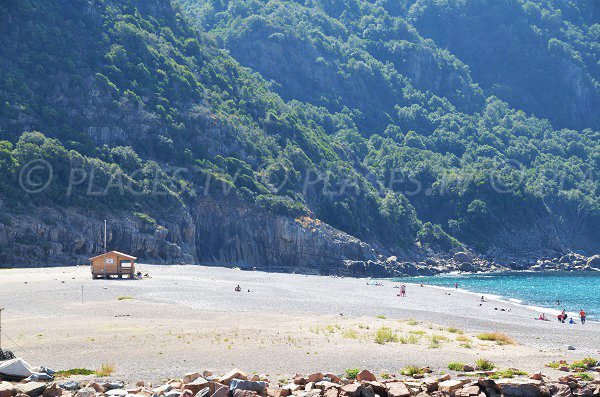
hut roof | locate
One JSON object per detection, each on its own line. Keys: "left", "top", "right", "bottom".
{"left": 89, "top": 251, "right": 137, "bottom": 261}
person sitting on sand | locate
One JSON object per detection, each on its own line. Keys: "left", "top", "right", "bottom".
{"left": 235, "top": 285, "right": 241, "bottom": 292}
{"left": 569, "top": 317, "right": 575, "bottom": 324}
{"left": 538, "top": 313, "right": 548, "bottom": 321}
{"left": 579, "top": 309, "right": 586, "bottom": 324}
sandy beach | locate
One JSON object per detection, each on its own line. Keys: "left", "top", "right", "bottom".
{"left": 0, "top": 265, "right": 598, "bottom": 382}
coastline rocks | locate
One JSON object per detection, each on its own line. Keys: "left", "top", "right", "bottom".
{"left": 0, "top": 382, "right": 16, "bottom": 397}
{"left": 15, "top": 383, "right": 46, "bottom": 397}
{"left": 453, "top": 252, "right": 474, "bottom": 263}
{"left": 356, "top": 371, "right": 376, "bottom": 382}
{"left": 495, "top": 379, "right": 543, "bottom": 397}
{"left": 586, "top": 256, "right": 600, "bottom": 269}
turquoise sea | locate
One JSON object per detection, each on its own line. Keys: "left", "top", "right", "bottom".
{"left": 394, "top": 271, "right": 600, "bottom": 321}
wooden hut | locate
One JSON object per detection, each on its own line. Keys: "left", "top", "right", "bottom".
{"left": 90, "top": 251, "right": 137, "bottom": 279}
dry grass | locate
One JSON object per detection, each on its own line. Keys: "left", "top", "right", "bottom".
{"left": 96, "top": 363, "right": 116, "bottom": 377}
{"left": 477, "top": 332, "right": 515, "bottom": 345}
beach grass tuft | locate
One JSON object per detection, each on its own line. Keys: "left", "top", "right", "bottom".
{"left": 475, "top": 359, "right": 495, "bottom": 371}
{"left": 374, "top": 327, "right": 398, "bottom": 344}
{"left": 401, "top": 365, "right": 423, "bottom": 377}
{"left": 376, "top": 315, "right": 387, "bottom": 319}
{"left": 117, "top": 296, "right": 133, "bottom": 301}
{"left": 575, "top": 373, "right": 594, "bottom": 381}
{"left": 343, "top": 329, "right": 359, "bottom": 339}
{"left": 96, "top": 363, "right": 116, "bottom": 377}
{"left": 447, "top": 327, "right": 464, "bottom": 334}
{"left": 477, "top": 332, "right": 515, "bottom": 345}
{"left": 345, "top": 368, "right": 360, "bottom": 379}
{"left": 491, "top": 369, "right": 528, "bottom": 379}
{"left": 407, "top": 319, "right": 418, "bottom": 325}
{"left": 447, "top": 362, "right": 466, "bottom": 371}
{"left": 55, "top": 368, "right": 96, "bottom": 377}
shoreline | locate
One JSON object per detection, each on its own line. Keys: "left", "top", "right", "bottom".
{"left": 1, "top": 265, "right": 599, "bottom": 382}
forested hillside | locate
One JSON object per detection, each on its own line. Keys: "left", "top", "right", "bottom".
{"left": 0, "top": 0, "right": 598, "bottom": 269}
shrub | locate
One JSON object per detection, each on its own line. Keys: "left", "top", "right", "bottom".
{"left": 477, "top": 332, "right": 515, "bottom": 345}
{"left": 96, "top": 363, "right": 115, "bottom": 377}
{"left": 376, "top": 315, "right": 387, "bottom": 319}
{"left": 343, "top": 329, "right": 358, "bottom": 339}
{"left": 448, "top": 327, "right": 463, "bottom": 334}
{"left": 345, "top": 368, "right": 360, "bottom": 379}
{"left": 375, "top": 327, "right": 398, "bottom": 344}
{"left": 575, "top": 373, "right": 594, "bottom": 381}
{"left": 448, "top": 362, "right": 466, "bottom": 371}
{"left": 55, "top": 368, "right": 96, "bottom": 377}
{"left": 402, "top": 366, "right": 423, "bottom": 376}
{"left": 476, "top": 359, "right": 495, "bottom": 371}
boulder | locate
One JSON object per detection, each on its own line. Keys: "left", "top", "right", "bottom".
{"left": 360, "top": 387, "right": 375, "bottom": 397}
{"left": 496, "top": 379, "right": 543, "bottom": 397}
{"left": 184, "top": 374, "right": 202, "bottom": 385}
{"left": 326, "top": 375, "right": 342, "bottom": 384}
{"left": 194, "top": 388, "right": 210, "bottom": 397}
{"left": 211, "top": 387, "right": 228, "bottom": 397}
{"left": 439, "top": 380, "right": 469, "bottom": 396}
{"left": 16, "top": 383, "right": 47, "bottom": 397}
{"left": 356, "top": 371, "right": 376, "bottom": 382}
{"left": 340, "top": 384, "right": 362, "bottom": 397}
{"left": 268, "top": 389, "right": 290, "bottom": 397}
{"left": 308, "top": 374, "right": 325, "bottom": 383}
{"left": 43, "top": 384, "right": 63, "bottom": 397}
{"left": 229, "top": 380, "right": 267, "bottom": 394}
{"left": 219, "top": 370, "right": 247, "bottom": 385}
{"left": 105, "top": 390, "right": 127, "bottom": 397}
{"left": 455, "top": 385, "right": 483, "bottom": 397}
{"left": 458, "top": 263, "right": 476, "bottom": 272}
{"left": 423, "top": 379, "right": 439, "bottom": 393}
{"left": 387, "top": 383, "right": 411, "bottom": 397}
{"left": 183, "top": 379, "right": 210, "bottom": 395}
{"left": 315, "top": 383, "right": 340, "bottom": 391}
{"left": 453, "top": 252, "right": 474, "bottom": 263}
{"left": 324, "top": 389, "right": 338, "bottom": 397}
{"left": 0, "top": 382, "right": 16, "bottom": 397}
{"left": 361, "top": 382, "right": 386, "bottom": 396}
{"left": 233, "top": 391, "right": 257, "bottom": 397}
{"left": 73, "top": 388, "right": 96, "bottom": 397}
{"left": 103, "top": 383, "right": 125, "bottom": 392}
{"left": 86, "top": 383, "right": 105, "bottom": 394}
{"left": 58, "top": 383, "right": 79, "bottom": 392}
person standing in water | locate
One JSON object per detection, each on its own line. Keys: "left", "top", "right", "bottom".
{"left": 579, "top": 309, "right": 586, "bottom": 324}
{"left": 454, "top": 282, "right": 458, "bottom": 289}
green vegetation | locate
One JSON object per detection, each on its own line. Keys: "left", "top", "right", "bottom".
{"left": 447, "top": 362, "right": 466, "bottom": 371}
{"left": 117, "top": 296, "right": 133, "bottom": 301}
{"left": 401, "top": 366, "right": 424, "bottom": 377}
{"left": 490, "top": 369, "right": 528, "bottom": 379}
{"left": 574, "top": 373, "right": 594, "bottom": 382}
{"left": 55, "top": 368, "right": 96, "bottom": 377}
{"left": 447, "top": 327, "right": 463, "bottom": 334}
{"left": 374, "top": 327, "right": 398, "bottom": 344}
{"left": 345, "top": 368, "right": 360, "bottom": 380}
{"left": 0, "top": 0, "right": 598, "bottom": 261}
{"left": 475, "top": 359, "right": 495, "bottom": 371}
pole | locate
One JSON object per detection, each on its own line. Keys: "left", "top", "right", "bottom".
{"left": 0, "top": 307, "right": 4, "bottom": 350}
{"left": 104, "top": 220, "right": 107, "bottom": 279}
{"left": 81, "top": 285, "right": 84, "bottom": 304}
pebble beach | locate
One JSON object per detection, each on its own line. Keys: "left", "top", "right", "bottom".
{"left": 0, "top": 265, "right": 598, "bottom": 382}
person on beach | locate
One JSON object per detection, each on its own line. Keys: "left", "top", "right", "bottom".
{"left": 538, "top": 313, "right": 548, "bottom": 321}
{"left": 454, "top": 282, "right": 458, "bottom": 289}
{"left": 579, "top": 309, "right": 586, "bottom": 324}
{"left": 235, "top": 285, "right": 241, "bottom": 292}
{"left": 400, "top": 284, "right": 406, "bottom": 297}
{"left": 569, "top": 317, "right": 575, "bottom": 324}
